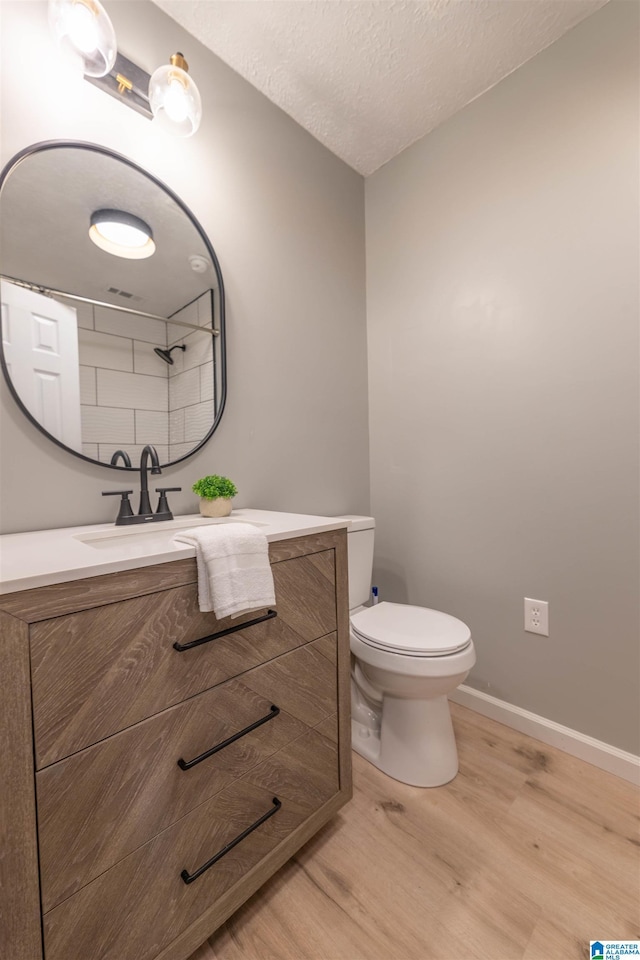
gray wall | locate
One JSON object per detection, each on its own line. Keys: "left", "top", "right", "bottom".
{"left": 1, "top": 0, "right": 636, "bottom": 754}
{"left": 0, "top": 0, "right": 370, "bottom": 532}
{"left": 365, "top": 1, "right": 639, "bottom": 753}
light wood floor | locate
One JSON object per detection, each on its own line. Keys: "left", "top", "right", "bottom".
{"left": 188, "top": 702, "right": 640, "bottom": 960}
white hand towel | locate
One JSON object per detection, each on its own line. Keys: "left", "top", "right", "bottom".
{"left": 173, "top": 523, "right": 276, "bottom": 619}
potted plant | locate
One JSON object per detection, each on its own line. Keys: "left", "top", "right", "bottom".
{"left": 192, "top": 475, "right": 238, "bottom": 518}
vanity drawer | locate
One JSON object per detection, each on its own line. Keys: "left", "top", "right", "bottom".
{"left": 31, "top": 549, "right": 337, "bottom": 766}
{"left": 43, "top": 727, "right": 339, "bottom": 960}
{"left": 37, "top": 636, "right": 338, "bottom": 911}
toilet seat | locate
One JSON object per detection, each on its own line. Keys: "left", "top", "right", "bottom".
{"left": 350, "top": 601, "right": 471, "bottom": 657}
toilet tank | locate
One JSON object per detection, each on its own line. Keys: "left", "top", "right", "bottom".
{"left": 335, "top": 515, "right": 375, "bottom": 610}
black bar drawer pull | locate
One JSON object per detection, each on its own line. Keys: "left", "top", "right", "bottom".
{"left": 173, "top": 609, "right": 277, "bottom": 652}
{"left": 180, "top": 797, "right": 282, "bottom": 885}
{"left": 177, "top": 705, "right": 280, "bottom": 771}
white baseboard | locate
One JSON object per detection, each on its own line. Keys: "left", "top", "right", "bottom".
{"left": 450, "top": 684, "right": 640, "bottom": 786}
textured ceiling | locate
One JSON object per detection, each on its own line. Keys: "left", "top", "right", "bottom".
{"left": 151, "top": 0, "right": 608, "bottom": 176}
{"left": 2, "top": 147, "right": 213, "bottom": 317}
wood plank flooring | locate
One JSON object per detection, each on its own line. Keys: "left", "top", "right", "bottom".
{"left": 187, "top": 703, "right": 640, "bottom": 960}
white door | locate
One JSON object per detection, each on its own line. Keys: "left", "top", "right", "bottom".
{"left": 1, "top": 281, "right": 82, "bottom": 450}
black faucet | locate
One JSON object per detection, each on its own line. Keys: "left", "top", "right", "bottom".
{"left": 102, "top": 444, "right": 181, "bottom": 525}
{"left": 138, "top": 445, "right": 162, "bottom": 515}
{"left": 110, "top": 449, "right": 132, "bottom": 468}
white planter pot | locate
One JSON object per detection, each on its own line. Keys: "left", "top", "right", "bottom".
{"left": 199, "top": 497, "right": 233, "bottom": 518}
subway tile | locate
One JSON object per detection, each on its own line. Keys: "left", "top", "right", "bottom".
{"left": 135, "top": 410, "right": 169, "bottom": 445}
{"left": 169, "top": 366, "right": 200, "bottom": 411}
{"left": 97, "top": 369, "right": 168, "bottom": 412}
{"left": 169, "top": 442, "right": 198, "bottom": 461}
{"left": 81, "top": 405, "right": 134, "bottom": 443}
{"left": 166, "top": 290, "right": 216, "bottom": 340}
{"left": 200, "top": 361, "right": 214, "bottom": 402}
{"left": 197, "top": 290, "right": 215, "bottom": 327}
{"left": 96, "top": 446, "right": 134, "bottom": 468}
{"left": 78, "top": 328, "right": 133, "bottom": 372}
{"left": 169, "top": 408, "right": 185, "bottom": 444}
{"left": 184, "top": 400, "right": 215, "bottom": 443}
{"left": 56, "top": 295, "right": 94, "bottom": 330}
{"left": 166, "top": 323, "right": 193, "bottom": 349}
{"left": 82, "top": 443, "right": 99, "bottom": 460}
{"left": 134, "top": 340, "right": 171, "bottom": 376}
{"left": 167, "top": 298, "right": 198, "bottom": 345}
{"left": 149, "top": 445, "right": 170, "bottom": 467}
{"left": 125, "top": 444, "right": 169, "bottom": 464}
{"left": 182, "top": 330, "right": 213, "bottom": 372}
{"left": 68, "top": 299, "right": 94, "bottom": 330}
{"left": 165, "top": 342, "right": 187, "bottom": 375}
{"left": 98, "top": 444, "right": 170, "bottom": 469}
{"left": 79, "top": 366, "right": 97, "bottom": 405}
{"left": 94, "top": 306, "right": 168, "bottom": 345}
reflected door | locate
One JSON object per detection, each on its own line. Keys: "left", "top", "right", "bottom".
{"left": 1, "top": 281, "right": 82, "bottom": 449}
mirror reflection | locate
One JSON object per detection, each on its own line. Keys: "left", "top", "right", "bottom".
{"left": 0, "top": 141, "right": 226, "bottom": 468}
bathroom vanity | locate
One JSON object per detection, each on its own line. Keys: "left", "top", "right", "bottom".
{"left": 0, "top": 511, "right": 352, "bottom": 960}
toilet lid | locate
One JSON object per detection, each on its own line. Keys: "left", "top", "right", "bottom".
{"left": 350, "top": 601, "right": 471, "bottom": 656}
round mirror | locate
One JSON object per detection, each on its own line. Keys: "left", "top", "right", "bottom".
{"left": 0, "top": 140, "right": 226, "bottom": 470}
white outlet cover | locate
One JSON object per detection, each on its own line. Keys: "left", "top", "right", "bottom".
{"left": 524, "top": 598, "right": 549, "bottom": 636}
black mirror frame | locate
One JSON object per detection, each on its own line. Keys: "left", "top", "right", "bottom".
{"left": 0, "top": 139, "right": 227, "bottom": 471}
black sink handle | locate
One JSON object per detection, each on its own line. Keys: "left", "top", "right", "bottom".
{"left": 101, "top": 490, "right": 134, "bottom": 522}
{"left": 154, "top": 486, "right": 181, "bottom": 517}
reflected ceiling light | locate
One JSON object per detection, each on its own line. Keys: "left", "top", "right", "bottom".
{"left": 149, "top": 54, "right": 202, "bottom": 138}
{"left": 48, "top": 0, "right": 117, "bottom": 78}
{"left": 89, "top": 209, "right": 156, "bottom": 260}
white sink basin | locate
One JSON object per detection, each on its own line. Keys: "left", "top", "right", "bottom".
{"left": 74, "top": 515, "right": 266, "bottom": 548}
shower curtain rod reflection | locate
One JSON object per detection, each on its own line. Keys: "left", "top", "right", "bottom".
{"left": 0, "top": 274, "right": 220, "bottom": 337}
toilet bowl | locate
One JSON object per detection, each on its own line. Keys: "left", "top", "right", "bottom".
{"left": 337, "top": 516, "right": 475, "bottom": 788}
{"left": 350, "top": 601, "right": 475, "bottom": 787}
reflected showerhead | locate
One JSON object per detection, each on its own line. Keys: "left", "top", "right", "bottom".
{"left": 154, "top": 344, "right": 186, "bottom": 365}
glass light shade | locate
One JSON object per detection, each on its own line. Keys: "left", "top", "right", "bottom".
{"left": 48, "top": 0, "right": 117, "bottom": 78}
{"left": 149, "top": 58, "right": 202, "bottom": 138}
{"left": 89, "top": 210, "right": 156, "bottom": 260}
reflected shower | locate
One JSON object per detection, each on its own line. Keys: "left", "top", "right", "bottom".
{"left": 154, "top": 344, "right": 186, "bottom": 365}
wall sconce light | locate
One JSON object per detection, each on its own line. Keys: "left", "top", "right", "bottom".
{"left": 149, "top": 54, "right": 203, "bottom": 139}
{"left": 48, "top": 0, "right": 203, "bottom": 136}
{"left": 49, "top": 0, "right": 117, "bottom": 78}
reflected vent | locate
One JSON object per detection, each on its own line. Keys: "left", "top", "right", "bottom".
{"left": 107, "top": 286, "right": 142, "bottom": 301}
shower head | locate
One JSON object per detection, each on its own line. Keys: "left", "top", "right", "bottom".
{"left": 154, "top": 344, "right": 186, "bottom": 365}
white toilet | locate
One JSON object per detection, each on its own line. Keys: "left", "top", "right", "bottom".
{"left": 340, "top": 516, "right": 476, "bottom": 787}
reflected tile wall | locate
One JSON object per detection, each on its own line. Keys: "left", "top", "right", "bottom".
{"left": 67, "top": 291, "right": 216, "bottom": 466}
{"left": 75, "top": 301, "right": 169, "bottom": 464}
{"left": 167, "top": 291, "right": 216, "bottom": 461}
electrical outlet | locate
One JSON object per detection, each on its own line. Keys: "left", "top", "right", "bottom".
{"left": 524, "top": 598, "right": 549, "bottom": 636}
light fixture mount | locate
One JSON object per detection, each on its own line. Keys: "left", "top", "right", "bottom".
{"left": 86, "top": 52, "right": 153, "bottom": 119}
{"left": 84, "top": 50, "right": 202, "bottom": 136}
{"left": 170, "top": 52, "right": 189, "bottom": 72}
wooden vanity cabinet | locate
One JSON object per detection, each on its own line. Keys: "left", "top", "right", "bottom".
{"left": 0, "top": 528, "right": 352, "bottom": 960}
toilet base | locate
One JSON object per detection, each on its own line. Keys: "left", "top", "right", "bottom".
{"left": 351, "top": 694, "right": 460, "bottom": 788}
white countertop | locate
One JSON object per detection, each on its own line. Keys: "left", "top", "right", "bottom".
{"left": 0, "top": 509, "right": 350, "bottom": 595}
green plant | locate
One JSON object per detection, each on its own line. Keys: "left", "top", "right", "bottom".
{"left": 192, "top": 475, "right": 238, "bottom": 501}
